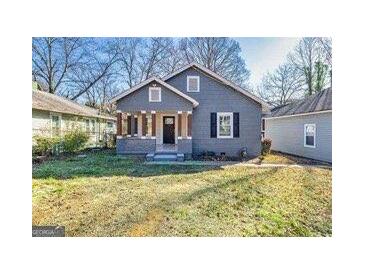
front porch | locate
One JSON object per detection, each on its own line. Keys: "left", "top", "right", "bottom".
{"left": 116, "top": 110, "right": 192, "bottom": 158}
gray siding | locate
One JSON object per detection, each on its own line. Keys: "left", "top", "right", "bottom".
{"left": 117, "top": 80, "right": 193, "bottom": 112}
{"left": 265, "top": 112, "right": 332, "bottom": 162}
{"left": 166, "top": 67, "right": 262, "bottom": 157}
{"left": 116, "top": 138, "right": 156, "bottom": 154}
{"left": 177, "top": 139, "right": 192, "bottom": 154}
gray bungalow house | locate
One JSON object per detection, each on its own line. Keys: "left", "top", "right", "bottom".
{"left": 263, "top": 88, "right": 332, "bottom": 162}
{"left": 111, "top": 62, "right": 269, "bottom": 160}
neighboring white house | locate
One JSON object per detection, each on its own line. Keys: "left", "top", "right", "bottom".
{"left": 32, "top": 89, "right": 116, "bottom": 147}
{"left": 264, "top": 88, "right": 332, "bottom": 163}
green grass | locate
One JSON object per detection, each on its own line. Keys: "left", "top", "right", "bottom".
{"left": 32, "top": 150, "right": 332, "bottom": 237}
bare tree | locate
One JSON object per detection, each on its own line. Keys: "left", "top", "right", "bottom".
{"left": 138, "top": 37, "right": 174, "bottom": 81}
{"left": 67, "top": 39, "right": 120, "bottom": 100}
{"left": 158, "top": 40, "right": 186, "bottom": 75}
{"left": 318, "top": 37, "right": 332, "bottom": 87}
{"left": 258, "top": 64, "right": 305, "bottom": 107}
{"left": 289, "top": 37, "right": 330, "bottom": 95}
{"left": 85, "top": 73, "right": 119, "bottom": 112}
{"left": 117, "top": 38, "right": 142, "bottom": 88}
{"left": 179, "top": 37, "right": 250, "bottom": 87}
{"left": 32, "top": 37, "right": 84, "bottom": 94}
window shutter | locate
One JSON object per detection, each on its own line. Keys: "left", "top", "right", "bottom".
{"left": 142, "top": 113, "right": 146, "bottom": 136}
{"left": 210, "top": 113, "right": 217, "bottom": 138}
{"left": 233, "top": 112, "right": 239, "bottom": 138}
{"left": 151, "top": 113, "right": 156, "bottom": 137}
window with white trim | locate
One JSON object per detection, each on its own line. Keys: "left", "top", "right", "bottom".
{"left": 50, "top": 114, "right": 61, "bottom": 136}
{"left": 149, "top": 87, "right": 161, "bottom": 102}
{"left": 304, "top": 124, "right": 316, "bottom": 148}
{"left": 85, "top": 118, "right": 96, "bottom": 134}
{"left": 217, "top": 112, "right": 233, "bottom": 138}
{"left": 187, "top": 76, "right": 200, "bottom": 92}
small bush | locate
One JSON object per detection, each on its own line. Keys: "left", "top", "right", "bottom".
{"left": 33, "top": 135, "right": 60, "bottom": 156}
{"left": 261, "top": 138, "right": 272, "bottom": 155}
{"left": 62, "top": 128, "right": 89, "bottom": 153}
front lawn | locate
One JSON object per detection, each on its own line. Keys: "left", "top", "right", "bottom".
{"left": 32, "top": 151, "right": 332, "bottom": 236}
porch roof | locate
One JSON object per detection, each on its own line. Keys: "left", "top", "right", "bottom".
{"left": 110, "top": 77, "right": 199, "bottom": 107}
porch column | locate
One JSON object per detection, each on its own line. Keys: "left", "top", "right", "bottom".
{"left": 177, "top": 111, "right": 182, "bottom": 139}
{"left": 187, "top": 111, "right": 192, "bottom": 139}
{"left": 151, "top": 111, "right": 156, "bottom": 139}
{"left": 141, "top": 111, "right": 146, "bottom": 138}
{"left": 117, "top": 111, "right": 123, "bottom": 138}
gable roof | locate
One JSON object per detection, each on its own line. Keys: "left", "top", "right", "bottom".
{"left": 163, "top": 62, "right": 270, "bottom": 109}
{"left": 32, "top": 90, "right": 116, "bottom": 120}
{"left": 110, "top": 77, "right": 199, "bottom": 107}
{"left": 269, "top": 87, "right": 332, "bottom": 118}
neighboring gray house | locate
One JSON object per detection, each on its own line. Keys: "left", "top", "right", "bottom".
{"left": 263, "top": 88, "right": 332, "bottom": 162}
{"left": 111, "top": 62, "right": 268, "bottom": 160}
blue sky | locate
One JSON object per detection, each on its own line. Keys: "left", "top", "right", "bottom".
{"left": 235, "top": 37, "right": 301, "bottom": 86}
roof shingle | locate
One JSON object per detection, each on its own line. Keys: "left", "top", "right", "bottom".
{"left": 269, "top": 87, "right": 332, "bottom": 117}
{"left": 32, "top": 90, "right": 115, "bottom": 120}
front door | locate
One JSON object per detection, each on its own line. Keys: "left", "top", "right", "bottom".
{"left": 163, "top": 116, "right": 175, "bottom": 144}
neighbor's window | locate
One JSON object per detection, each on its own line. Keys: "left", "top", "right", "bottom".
{"left": 85, "top": 119, "right": 96, "bottom": 134}
{"left": 187, "top": 76, "right": 200, "bottom": 92}
{"left": 51, "top": 114, "right": 61, "bottom": 136}
{"left": 217, "top": 112, "right": 233, "bottom": 138}
{"left": 149, "top": 87, "right": 161, "bottom": 102}
{"left": 304, "top": 124, "right": 316, "bottom": 148}
{"left": 106, "top": 121, "right": 114, "bottom": 133}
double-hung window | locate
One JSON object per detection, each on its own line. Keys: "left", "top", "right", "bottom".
{"left": 304, "top": 124, "right": 316, "bottom": 148}
{"left": 217, "top": 112, "right": 233, "bottom": 138}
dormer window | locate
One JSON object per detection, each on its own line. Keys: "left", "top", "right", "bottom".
{"left": 149, "top": 87, "right": 161, "bottom": 102}
{"left": 187, "top": 76, "right": 200, "bottom": 92}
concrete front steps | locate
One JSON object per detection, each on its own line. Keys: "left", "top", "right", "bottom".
{"left": 146, "top": 152, "right": 184, "bottom": 162}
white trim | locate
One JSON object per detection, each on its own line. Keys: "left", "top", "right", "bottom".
{"left": 151, "top": 136, "right": 156, "bottom": 139}
{"left": 187, "top": 76, "right": 200, "bottom": 92}
{"left": 116, "top": 110, "right": 122, "bottom": 113}
{"left": 149, "top": 87, "right": 161, "bottom": 102}
{"left": 110, "top": 77, "right": 199, "bottom": 107}
{"left": 187, "top": 111, "right": 192, "bottom": 114}
{"left": 133, "top": 134, "right": 138, "bottom": 137}
{"left": 141, "top": 110, "right": 146, "bottom": 114}
{"left": 127, "top": 135, "right": 131, "bottom": 137}
{"left": 265, "top": 110, "right": 332, "bottom": 120}
{"left": 177, "top": 111, "right": 182, "bottom": 114}
{"left": 187, "top": 136, "right": 192, "bottom": 140}
{"left": 141, "top": 136, "right": 146, "bottom": 139}
{"left": 117, "top": 136, "right": 123, "bottom": 139}
{"left": 134, "top": 115, "right": 138, "bottom": 118}
{"left": 304, "top": 124, "right": 316, "bottom": 148}
{"left": 127, "top": 113, "right": 131, "bottom": 116}
{"left": 162, "top": 62, "right": 269, "bottom": 108}
{"left": 178, "top": 136, "right": 183, "bottom": 140}
{"left": 217, "top": 112, "right": 233, "bottom": 139}
{"left": 151, "top": 110, "right": 156, "bottom": 114}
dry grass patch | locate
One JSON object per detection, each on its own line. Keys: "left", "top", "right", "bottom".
{"left": 32, "top": 151, "right": 332, "bottom": 236}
